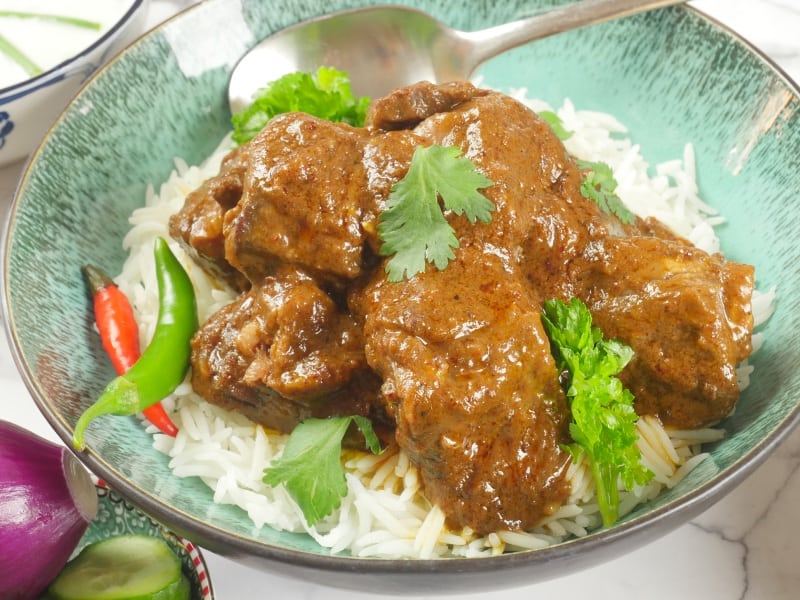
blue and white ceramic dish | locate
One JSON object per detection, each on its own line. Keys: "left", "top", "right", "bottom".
{"left": 0, "top": 0, "right": 150, "bottom": 166}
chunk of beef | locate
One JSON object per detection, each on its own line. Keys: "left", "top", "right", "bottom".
{"left": 352, "top": 245, "right": 572, "bottom": 534}
{"left": 223, "top": 113, "right": 372, "bottom": 285}
{"left": 366, "top": 80, "right": 489, "bottom": 131}
{"left": 168, "top": 143, "right": 250, "bottom": 291}
{"left": 571, "top": 236, "right": 754, "bottom": 428}
{"left": 190, "top": 266, "right": 381, "bottom": 433}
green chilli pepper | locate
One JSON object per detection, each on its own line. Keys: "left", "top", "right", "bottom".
{"left": 73, "top": 237, "right": 198, "bottom": 451}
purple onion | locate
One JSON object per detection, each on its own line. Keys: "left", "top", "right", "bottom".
{"left": 0, "top": 420, "right": 98, "bottom": 599}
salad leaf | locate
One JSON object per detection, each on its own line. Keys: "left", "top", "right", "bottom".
{"left": 377, "top": 144, "right": 494, "bottom": 282}
{"left": 576, "top": 159, "right": 635, "bottom": 224}
{"left": 542, "top": 297, "right": 653, "bottom": 527}
{"left": 262, "top": 416, "right": 382, "bottom": 526}
{"left": 231, "top": 66, "right": 370, "bottom": 145}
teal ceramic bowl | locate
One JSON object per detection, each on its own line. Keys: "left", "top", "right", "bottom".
{"left": 4, "top": 0, "right": 800, "bottom": 594}
{"left": 43, "top": 480, "right": 214, "bottom": 600}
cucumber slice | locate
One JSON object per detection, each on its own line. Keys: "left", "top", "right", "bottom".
{"left": 47, "top": 534, "right": 190, "bottom": 600}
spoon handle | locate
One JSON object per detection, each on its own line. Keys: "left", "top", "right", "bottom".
{"left": 458, "top": 0, "right": 688, "bottom": 74}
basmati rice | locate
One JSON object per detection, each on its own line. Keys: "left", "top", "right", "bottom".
{"left": 115, "top": 92, "right": 772, "bottom": 559}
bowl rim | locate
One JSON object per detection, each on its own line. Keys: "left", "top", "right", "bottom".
{"left": 0, "top": 0, "right": 148, "bottom": 100}
{"left": 4, "top": 0, "right": 800, "bottom": 589}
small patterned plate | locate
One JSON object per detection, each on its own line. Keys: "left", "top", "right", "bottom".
{"left": 58, "top": 478, "right": 214, "bottom": 600}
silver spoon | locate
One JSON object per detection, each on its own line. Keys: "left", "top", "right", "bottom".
{"left": 229, "top": 0, "right": 686, "bottom": 112}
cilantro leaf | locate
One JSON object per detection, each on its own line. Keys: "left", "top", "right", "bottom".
{"left": 231, "top": 66, "right": 370, "bottom": 145}
{"left": 262, "top": 416, "right": 381, "bottom": 526}
{"left": 576, "top": 159, "right": 635, "bottom": 225}
{"left": 542, "top": 297, "right": 653, "bottom": 527}
{"left": 377, "top": 144, "right": 494, "bottom": 282}
{"left": 538, "top": 110, "right": 573, "bottom": 141}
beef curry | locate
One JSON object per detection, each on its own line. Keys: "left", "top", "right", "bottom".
{"left": 169, "top": 81, "right": 754, "bottom": 535}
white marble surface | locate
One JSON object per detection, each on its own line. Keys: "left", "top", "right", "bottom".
{"left": 2, "top": 0, "right": 800, "bottom": 598}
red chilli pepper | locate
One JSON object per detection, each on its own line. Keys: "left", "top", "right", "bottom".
{"left": 81, "top": 264, "right": 179, "bottom": 437}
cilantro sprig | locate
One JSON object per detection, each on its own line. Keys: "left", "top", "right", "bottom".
{"left": 538, "top": 110, "right": 573, "bottom": 141}
{"left": 535, "top": 111, "right": 633, "bottom": 225}
{"left": 542, "top": 297, "right": 653, "bottom": 527}
{"left": 262, "top": 416, "right": 382, "bottom": 526}
{"left": 377, "top": 144, "right": 494, "bottom": 282}
{"left": 231, "top": 66, "right": 370, "bottom": 145}
{"left": 576, "top": 159, "right": 635, "bottom": 224}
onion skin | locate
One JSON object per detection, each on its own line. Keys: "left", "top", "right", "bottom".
{"left": 0, "top": 421, "right": 98, "bottom": 600}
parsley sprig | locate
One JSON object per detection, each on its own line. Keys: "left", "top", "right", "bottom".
{"left": 377, "top": 144, "right": 494, "bottom": 282}
{"left": 231, "top": 66, "right": 370, "bottom": 145}
{"left": 542, "top": 297, "right": 653, "bottom": 527}
{"left": 262, "top": 416, "right": 382, "bottom": 526}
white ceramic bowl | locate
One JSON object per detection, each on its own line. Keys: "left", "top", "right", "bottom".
{"left": 0, "top": 0, "right": 151, "bottom": 166}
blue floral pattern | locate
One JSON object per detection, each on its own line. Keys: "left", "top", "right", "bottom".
{"left": 0, "top": 112, "right": 13, "bottom": 150}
